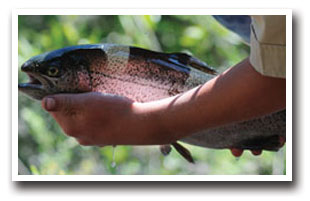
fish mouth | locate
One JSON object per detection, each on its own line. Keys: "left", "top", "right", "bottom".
{"left": 18, "top": 72, "right": 52, "bottom": 100}
{"left": 19, "top": 73, "right": 45, "bottom": 90}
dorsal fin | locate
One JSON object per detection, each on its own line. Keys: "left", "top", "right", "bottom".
{"left": 168, "top": 52, "right": 218, "bottom": 75}
{"left": 129, "top": 47, "right": 217, "bottom": 75}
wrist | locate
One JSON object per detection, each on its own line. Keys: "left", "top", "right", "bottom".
{"left": 132, "top": 101, "right": 178, "bottom": 145}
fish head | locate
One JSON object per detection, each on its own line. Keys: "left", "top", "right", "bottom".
{"left": 18, "top": 44, "right": 107, "bottom": 100}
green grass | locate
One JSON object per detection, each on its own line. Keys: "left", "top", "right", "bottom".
{"left": 18, "top": 15, "right": 285, "bottom": 175}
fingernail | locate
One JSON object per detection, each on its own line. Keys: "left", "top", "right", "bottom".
{"left": 44, "top": 97, "right": 56, "bottom": 111}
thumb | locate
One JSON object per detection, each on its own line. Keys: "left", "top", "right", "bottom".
{"left": 42, "top": 94, "right": 78, "bottom": 112}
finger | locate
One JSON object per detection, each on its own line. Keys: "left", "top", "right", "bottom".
{"left": 230, "top": 148, "right": 243, "bottom": 157}
{"left": 279, "top": 136, "right": 286, "bottom": 147}
{"left": 41, "top": 97, "right": 56, "bottom": 111}
{"left": 42, "top": 94, "right": 79, "bottom": 114}
{"left": 251, "top": 150, "right": 262, "bottom": 155}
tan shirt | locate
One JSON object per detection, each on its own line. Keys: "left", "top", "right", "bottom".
{"left": 249, "top": 15, "right": 286, "bottom": 78}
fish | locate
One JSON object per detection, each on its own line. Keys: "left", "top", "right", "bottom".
{"left": 18, "top": 44, "right": 286, "bottom": 163}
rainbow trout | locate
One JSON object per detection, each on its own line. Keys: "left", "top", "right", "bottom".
{"left": 18, "top": 44, "right": 286, "bottom": 163}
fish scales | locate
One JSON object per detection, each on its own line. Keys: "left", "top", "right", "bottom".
{"left": 18, "top": 44, "right": 286, "bottom": 161}
{"left": 89, "top": 45, "right": 192, "bottom": 102}
{"left": 88, "top": 45, "right": 285, "bottom": 151}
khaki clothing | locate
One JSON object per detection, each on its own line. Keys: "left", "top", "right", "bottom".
{"left": 249, "top": 15, "right": 286, "bottom": 78}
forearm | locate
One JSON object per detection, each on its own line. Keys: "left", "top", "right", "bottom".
{"left": 137, "top": 58, "right": 286, "bottom": 144}
{"left": 43, "top": 58, "right": 286, "bottom": 146}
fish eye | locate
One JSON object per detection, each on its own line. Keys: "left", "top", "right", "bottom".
{"left": 47, "top": 66, "right": 59, "bottom": 77}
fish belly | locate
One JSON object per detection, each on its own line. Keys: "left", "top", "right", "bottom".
{"left": 90, "top": 49, "right": 286, "bottom": 151}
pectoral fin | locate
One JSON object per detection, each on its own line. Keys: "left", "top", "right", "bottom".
{"left": 172, "top": 142, "right": 195, "bottom": 164}
{"left": 159, "top": 142, "right": 195, "bottom": 163}
{"left": 160, "top": 144, "right": 172, "bottom": 156}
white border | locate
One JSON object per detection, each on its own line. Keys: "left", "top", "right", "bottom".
{"left": 12, "top": 9, "right": 292, "bottom": 181}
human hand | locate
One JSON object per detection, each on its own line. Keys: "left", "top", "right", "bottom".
{"left": 41, "top": 92, "right": 163, "bottom": 146}
{"left": 229, "top": 136, "right": 286, "bottom": 157}
{"left": 40, "top": 57, "right": 286, "bottom": 153}
{"left": 41, "top": 91, "right": 286, "bottom": 155}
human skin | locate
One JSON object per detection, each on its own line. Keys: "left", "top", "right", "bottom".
{"left": 42, "top": 58, "right": 286, "bottom": 156}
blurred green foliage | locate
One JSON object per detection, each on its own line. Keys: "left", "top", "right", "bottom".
{"left": 18, "top": 15, "right": 285, "bottom": 175}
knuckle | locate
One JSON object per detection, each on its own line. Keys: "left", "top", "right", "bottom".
{"left": 56, "top": 96, "right": 81, "bottom": 117}
{"left": 62, "top": 98, "right": 76, "bottom": 116}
